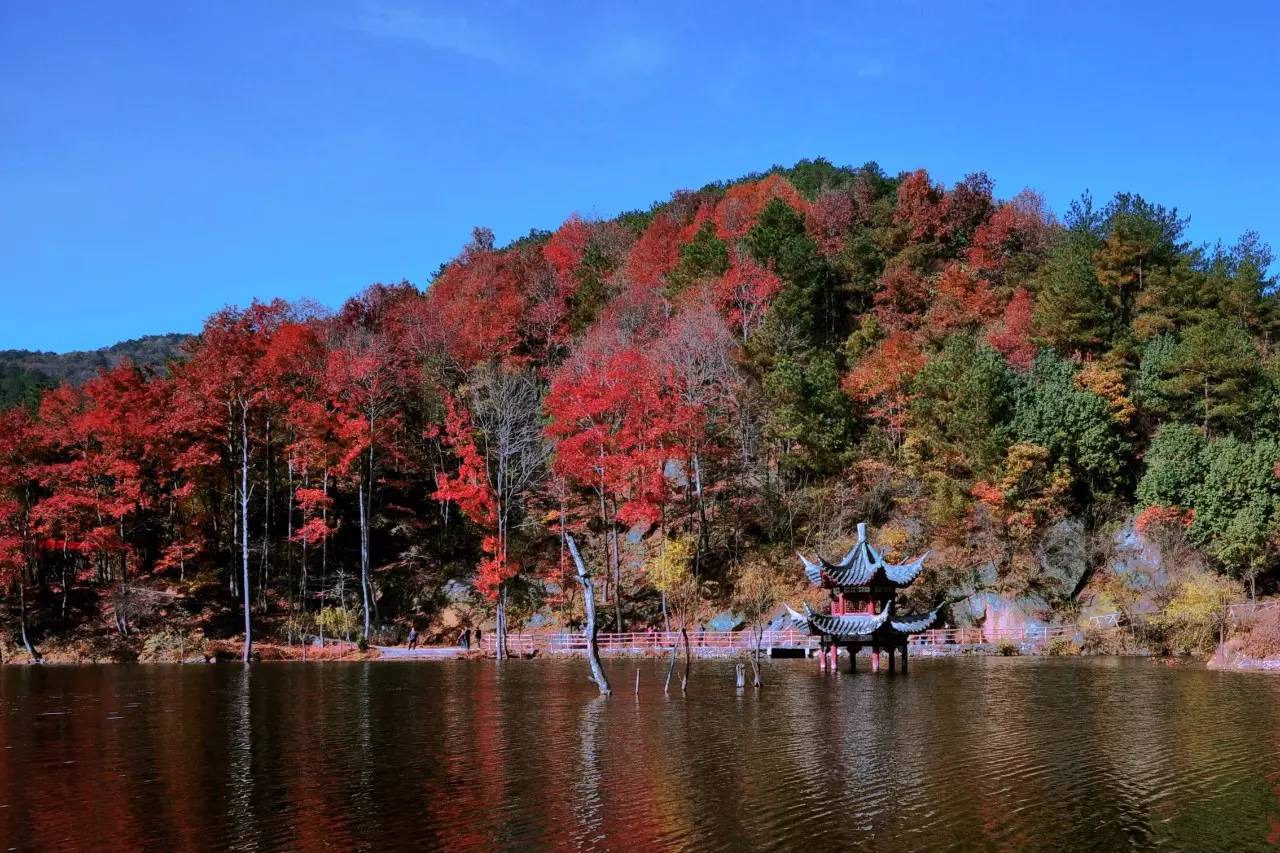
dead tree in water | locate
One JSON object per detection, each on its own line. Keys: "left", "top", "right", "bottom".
{"left": 732, "top": 562, "right": 783, "bottom": 688}
{"left": 567, "top": 534, "right": 611, "bottom": 695}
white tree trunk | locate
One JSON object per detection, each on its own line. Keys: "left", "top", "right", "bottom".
{"left": 241, "top": 401, "right": 252, "bottom": 664}
{"left": 567, "top": 534, "right": 610, "bottom": 695}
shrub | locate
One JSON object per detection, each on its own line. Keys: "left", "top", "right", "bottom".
{"left": 139, "top": 627, "right": 201, "bottom": 662}
{"left": 1229, "top": 606, "right": 1280, "bottom": 660}
{"left": 1152, "top": 571, "right": 1240, "bottom": 655}
{"left": 997, "top": 640, "right": 1020, "bottom": 656}
{"left": 316, "top": 606, "right": 359, "bottom": 640}
{"left": 1046, "top": 635, "right": 1079, "bottom": 656}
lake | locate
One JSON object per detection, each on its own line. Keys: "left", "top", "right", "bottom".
{"left": 1, "top": 657, "right": 1277, "bottom": 851}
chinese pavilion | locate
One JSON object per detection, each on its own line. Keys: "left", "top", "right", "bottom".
{"left": 784, "top": 522, "right": 939, "bottom": 673}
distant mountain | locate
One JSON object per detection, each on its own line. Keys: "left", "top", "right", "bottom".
{"left": 0, "top": 333, "right": 191, "bottom": 408}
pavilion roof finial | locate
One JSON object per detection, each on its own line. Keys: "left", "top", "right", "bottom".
{"left": 799, "top": 521, "right": 928, "bottom": 589}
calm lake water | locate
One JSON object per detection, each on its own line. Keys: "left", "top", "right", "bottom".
{"left": 1, "top": 657, "right": 1277, "bottom": 852}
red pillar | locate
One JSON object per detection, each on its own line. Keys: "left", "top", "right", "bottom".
{"left": 871, "top": 644, "right": 880, "bottom": 673}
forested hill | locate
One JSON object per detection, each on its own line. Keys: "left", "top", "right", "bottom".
{"left": 0, "top": 334, "right": 190, "bottom": 408}
{"left": 2, "top": 158, "right": 1277, "bottom": 662}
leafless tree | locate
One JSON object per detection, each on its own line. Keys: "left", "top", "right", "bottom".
{"left": 466, "top": 363, "right": 552, "bottom": 659}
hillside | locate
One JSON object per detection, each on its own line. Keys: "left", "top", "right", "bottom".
{"left": 0, "top": 158, "right": 1275, "bottom": 662}
{"left": 0, "top": 334, "right": 191, "bottom": 409}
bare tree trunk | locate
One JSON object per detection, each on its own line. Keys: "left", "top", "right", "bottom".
{"left": 286, "top": 459, "right": 293, "bottom": 609}
{"left": 359, "top": 431, "right": 377, "bottom": 640}
{"left": 320, "top": 470, "right": 328, "bottom": 642}
{"left": 750, "top": 625, "right": 762, "bottom": 687}
{"left": 260, "top": 417, "right": 270, "bottom": 607}
{"left": 358, "top": 479, "right": 372, "bottom": 640}
{"left": 18, "top": 576, "right": 40, "bottom": 662}
{"left": 241, "top": 401, "right": 252, "bottom": 664}
{"left": 495, "top": 583, "right": 508, "bottom": 661}
{"left": 612, "top": 517, "right": 623, "bottom": 634}
{"left": 693, "top": 452, "right": 709, "bottom": 551}
{"left": 567, "top": 534, "right": 610, "bottom": 695}
{"left": 116, "top": 580, "right": 129, "bottom": 636}
{"left": 681, "top": 622, "right": 691, "bottom": 692}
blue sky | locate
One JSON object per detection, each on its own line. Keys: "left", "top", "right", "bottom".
{"left": 2, "top": 1, "right": 1278, "bottom": 352}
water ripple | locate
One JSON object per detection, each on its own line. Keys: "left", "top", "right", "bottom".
{"left": 1, "top": 658, "right": 1279, "bottom": 851}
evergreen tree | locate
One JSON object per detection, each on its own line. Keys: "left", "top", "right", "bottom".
{"left": 761, "top": 348, "right": 859, "bottom": 475}
{"left": 745, "top": 198, "right": 834, "bottom": 341}
{"left": 1032, "top": 207, "right": 1116, "bottom": 355}
{"left": 665, "top": 220, "right": 729, "bottom": 299}
{"left": 1136, "top": 422, "right": 1207, "bottom": 508}
{"left": 1133, "top": 333, "right": 1177, "bottom": 417}
{"left": 1094, "top": 193, "right": 1188, "bottom": 330}
{"left": 1012, "top": 352, "right": 1132, "bottom": 505}
{"left": 1159, "top": 316, "right": 1260, "bottom": 436}
{"left": 907, "top": 334, "right": 1015, "bottom": 481}
{"left": 1190, "top": 437, "right": 1280, "bottom": 598}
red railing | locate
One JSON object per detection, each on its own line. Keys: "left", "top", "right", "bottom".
{"left": 481, "top": 630, "right": 818, "bottom": 655}
{"left": 454, "top": 599, "right": 1280, "bottom": 656}
{"left": 907, "top": 624, "right": 1075, "bottom": 646}
{"left": 480, "top": 625, "right": 1080, "bottom": 655}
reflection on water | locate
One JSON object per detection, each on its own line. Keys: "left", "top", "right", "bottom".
{"left": 1, "top": 658, "right": 1277, "bottom": 851}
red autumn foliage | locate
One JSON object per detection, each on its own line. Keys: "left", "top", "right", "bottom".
{"left": 715, "top": 252, "right": 782, "bottom": 342}
{"left": 986, "top": 287, "right": 1037, "bottom": 370}
{"left": 873, "top": 263, "right": 931, "bottom": 331}
{"left": 967, "top": 189, "right": 1054, "bottom": 274}
{"left": 923, "top": 263, "right": 999, "bottom": 341}
{"left": 625, "top": 214, "right": 682, "bottom": 296}
{"left": 1135, "top": 505, "right": 1194, "bottom": 539}
{"left": 970, "top": 480, "right": 1005, "bottom": 510}
{"left": 424, "top": 231, "right": 526, "bottom": 367}
{"left": 712, "top": 174, "right": 810, "bottom": 240}
{"left": 894, "top": 169, "right": 952, "bottom": 242}
{"left": 543, "top": 214, "right": 594, "bottom": 279}
{"left": 843, "top": 332, "right": 927, "bottom": 439}
{"left": 806, "top": 190, "right": 855, "bottom": 258}
{"left": 546, "top": 338, "right": 696, "bottom": 528}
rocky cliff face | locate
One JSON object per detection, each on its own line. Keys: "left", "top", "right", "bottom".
{"left": 954, "top": 516, "right": 1168, "bottom": 632}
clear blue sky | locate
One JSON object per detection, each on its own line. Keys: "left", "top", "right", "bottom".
{"left": 2, "top": 1, "right": 1278, "bottom": 352}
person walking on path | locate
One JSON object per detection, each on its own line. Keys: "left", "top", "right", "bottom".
{"left": 460, "top": 626, "right": 471, "bottom": 650}
{"left": 407, "top": 626, "right": 418, "bottom": 650}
